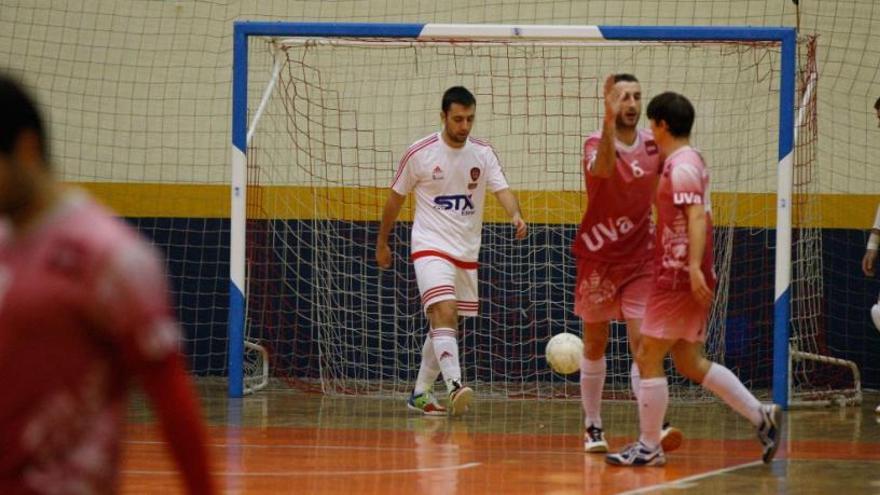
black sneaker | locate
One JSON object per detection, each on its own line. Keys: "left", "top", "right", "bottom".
{"left": 757, "top": 404, "right": 783, "bottom": 463}
{"left": 447, "top": 380, "right": 473, "bottom": 417}
{"left": 584, "top": 424, "right": 609, "bottom": 453}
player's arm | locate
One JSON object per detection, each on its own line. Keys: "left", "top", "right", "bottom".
{"left": 589, "top": 75, "right": 623, "bottom": 179}
{"left": 861, "top": 203, "right": 880, "bottom": 276}
{"left": 493, "top": 188, "right": 527, "bottom": 239}
{"left": 96, "top": 245, "right": 215, "bottom": 494}
{"left": 376, "top": 190, "right": 407, "bottom": 268}
{"left": 686, "top": 203, "right": 713, "bottom": 307}
{"left": 141, "top": 351, "right": 216, "bottom": 495}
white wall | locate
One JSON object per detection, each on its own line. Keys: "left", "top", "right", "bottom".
{"left": 0, "top": 0, "right": 876, "bottom": 194}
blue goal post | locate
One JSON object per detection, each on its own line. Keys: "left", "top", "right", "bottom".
{"left": 229, "top": 22, "right": 796, "bottom": 406}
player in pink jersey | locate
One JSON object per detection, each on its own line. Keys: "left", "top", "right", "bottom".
{"left": 606, "top": 91, "right": 782, "bottom": 467}
{"left": 0, "top": 75, "right": 214, "bottom": 494}
{"left": 376, "top": 86, "right": 527, "bottom": 416}
{"left": 572, "top": 74, "right": 681, "bottom": 453}
{"left": 861, "top": 96, "right": 880, "bottom": 415}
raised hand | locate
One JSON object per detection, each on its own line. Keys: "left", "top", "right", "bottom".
{"left": 603, "top": 74, "right": 624, "bottom": 122}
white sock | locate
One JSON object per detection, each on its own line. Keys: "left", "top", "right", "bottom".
{"left": 580, "top": 356, "right": 606, "bottom": 429}
{"left": 430, "top": 327, "right": 460, "bottom": 392}
{"left": 630, "top": 361, "right": 641, "bottom": 400}
{"left": 413, "top": 335, "right": 441, "bottom": 395}
{"left": 638, "top": 377, "right": 668, "bottom": 449}
{"left": 701, "top": 363, "right": 763, "bottom": 426}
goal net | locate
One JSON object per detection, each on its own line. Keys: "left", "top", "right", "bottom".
{"left": 231, "top": 23, "right": 856, "bottom": 405}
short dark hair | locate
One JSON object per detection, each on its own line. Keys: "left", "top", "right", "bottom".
{"left": 0, "top": 73, "right": 47, "bottom": 160}
{"left": 874, "top": 96, "right": 880, "bottom": 111}
{"left": 442, "top": 86, "right": 476, "bottom": 113}
{"left": 613, "top": 73, "right": 639, "bottom": 84}
{"left": 646, "top": 91, "right": 695, "bottom": 138}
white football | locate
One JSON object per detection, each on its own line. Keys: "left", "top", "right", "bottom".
{"left": 545, "top": 332, "right": 583, "bottom": 375}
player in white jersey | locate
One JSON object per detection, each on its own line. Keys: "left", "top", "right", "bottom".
{"left": 861, "top": 96, "right": 880, "bottom": 414}
{"left": 376, "top": 86, "right": 527, "bottom": 416}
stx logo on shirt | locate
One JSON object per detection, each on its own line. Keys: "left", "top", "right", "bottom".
{"left": 673, "top": 192, "right": 703, "bottom": 205}
{"left": 434, "top": 194, "right": 475, "bottom": 213}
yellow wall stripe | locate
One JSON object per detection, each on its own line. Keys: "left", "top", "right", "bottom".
{"left": 69, "top": 182, "right": 879, "bottom": 230}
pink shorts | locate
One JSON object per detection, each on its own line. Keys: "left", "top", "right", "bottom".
{"left": 640, "top": 289, "right": 710, "bottom": 343}
{"left": 573, "top": 258, "right": 653, "bottom": 323}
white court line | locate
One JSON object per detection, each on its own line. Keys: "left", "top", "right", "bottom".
{"left": 125, "top": 439, "right": 575, "bottom": 456}
{"left": 616, "top": 460, "right": 764, "bottom": 495}
{"left": 123, "top": 462, "right": 482, "bottom": 477}
{"left": 127, "top": 440, "right": 425, "bottom": 452}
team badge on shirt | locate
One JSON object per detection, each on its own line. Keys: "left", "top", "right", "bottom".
{"left": 432, "top": 166, "right": 444, "bottom": 180}
{"left": 468, "top": 167, "right": 481, "bottom": 189}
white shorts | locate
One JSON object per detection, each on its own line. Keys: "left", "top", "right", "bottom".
{"left": 413, "top": 256, "right": 479, "bottom": 317}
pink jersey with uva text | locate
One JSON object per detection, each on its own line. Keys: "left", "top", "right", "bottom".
{"left": 0, "top": 193, "right": 180, "bottom": 494}
{"left": 572, "top": 128, "right": 661, "bottom": 263}
{"left": 653, "top": 146, "right": 716, "bottom": 291}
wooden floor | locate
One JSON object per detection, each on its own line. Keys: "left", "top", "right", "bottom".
{"left": 121, "top": 384, "right": 880, "bottom": 494}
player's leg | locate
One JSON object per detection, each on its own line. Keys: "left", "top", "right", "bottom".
{"left": 670, "top": 340, "right": 782, "bottom": 463}
{"left": 573, "top": 257, "right": 619, "bottom": 452}
{"left": 874, "top": 293, "right": 880, "bottom": 414}
{"left": 411, "top": 257, "right": 463, "bottom": 415}
{"left": 624, "top": 319, "right": 643, "bottom": 399}
{"left": 439, "top": 264, "right": 480, "bottom": 416}
{"left": 619, "top": 261, "right": 683, "bottom": 452}
{"left": 618, "top": 261, "right": 653, "bottom": 400}
{"left": 407, "top": 327, "right": 447, "bottom": 416}
{"left": 427, "top": 300, "right": 471, "bottom": 416}
{"left": 581, "top": 320, "right": 610, "bottom": 452}
{"left": 623, "top": 317, "right": 683, "bottom": 452}
{"left": 605, "top": 334, "right": 675, "bottom": 467}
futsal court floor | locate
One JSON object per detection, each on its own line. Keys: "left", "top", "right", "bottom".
{"left": 121, "top": 382, "right": 880, "bottom": 494}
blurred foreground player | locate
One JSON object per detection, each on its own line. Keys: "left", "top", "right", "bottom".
{"left": 0, "top": 73, "right": 214, "bottom": 494}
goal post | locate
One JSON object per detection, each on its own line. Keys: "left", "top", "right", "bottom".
{"left": 229, "top": 21, "right": 813, "bottom": 407}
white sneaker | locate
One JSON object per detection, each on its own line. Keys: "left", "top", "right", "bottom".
{"left": 584, "top": 424, "right": 609, "bottom": 453}
{"left": 605, "top": 441, "right": 666, "bottom": 467}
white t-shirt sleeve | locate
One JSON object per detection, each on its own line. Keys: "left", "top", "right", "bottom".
{"left": 486, "top": 148, "right": 510, "bottom": 193}
{"left": 391, "top": 152, "right": 419, "bottom": 196}
{"left": 873, "top": 203, "right": 880, "bottom": 230}
{"left": 670, "top": 162, "right": 705, "bottom": 205}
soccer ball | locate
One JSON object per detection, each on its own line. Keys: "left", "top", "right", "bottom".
{"left": 545, "top": 333, "right": 583, "bottom": 375}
